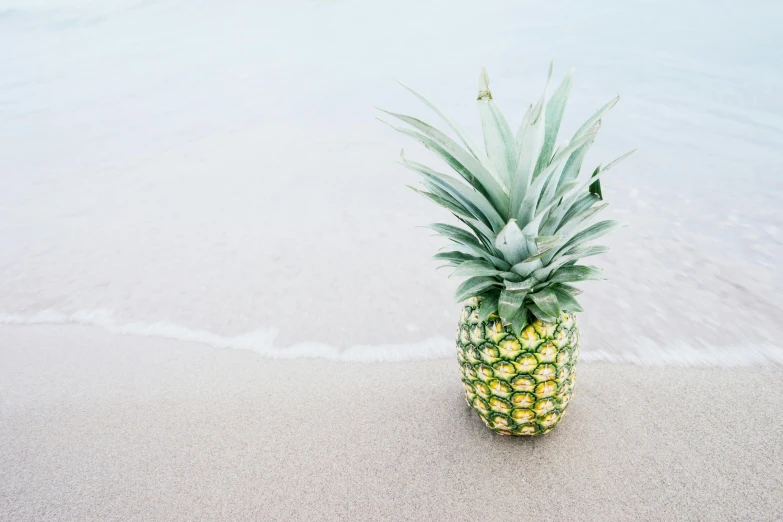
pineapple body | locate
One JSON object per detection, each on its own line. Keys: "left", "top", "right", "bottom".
{"left": 457, "top": 298, "right": 580, "bottom": 436}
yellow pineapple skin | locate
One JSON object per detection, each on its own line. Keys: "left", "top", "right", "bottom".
{"left": 457, "top": 298, "right": 580, "bottom": 436}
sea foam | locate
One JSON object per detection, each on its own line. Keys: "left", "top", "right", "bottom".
{"left": 1, "top": 309, "right": 782, "bottom": 366}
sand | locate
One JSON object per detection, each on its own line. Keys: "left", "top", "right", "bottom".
{"left": 3, "top": 2, "right": 783, "bottom": 520}
{"left": 1, "top": 324, "right": 781, "bottom": 521}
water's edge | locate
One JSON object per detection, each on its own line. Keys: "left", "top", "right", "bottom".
{"left": 2, "top": 310, "right": 781, "bottom": 367}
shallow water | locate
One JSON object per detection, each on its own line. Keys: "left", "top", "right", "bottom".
{"left": 2, "top": 0, "right": 782, "bottom": 364}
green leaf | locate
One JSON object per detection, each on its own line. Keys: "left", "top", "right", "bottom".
{"left": 377, "top": 113, "right": 509, "bottom": 214}
{"left": 457, "top": 216, "right": 495, "bottom": 247}
{"left": 539, "top": 176, "right": 596, "bottom": 237}
{"left": 394, "top": 79, "right": 487, "bottom": 163}
{"left": 534, "top": 235, "right": 562, "bottom": 254}
{"left": 417, "top": 182, "right": 476, "bottom": 223}
{"left": 528, "top": 288, "right": 560, "bottom": 318}
{"left": 509, "top": 258, "right": 543, "bottom": 279}
{"left": 555, "top": 128, "right": 598, "bottom": 193}
{"left": 536, "top": 172, "right": 558, "bottom": 213}
{"left": 405, "top": 162, "right": 487, "bottom": 223}
{"left": 557, "top": 193, "right": 601, "bottom": 232}
{"left": 504, "top": 279, "right": 536, "bottom": 292}
{"left": 509, "top": 307, "right": 529, "bottom": 336}
{"left": 433, "top": 251, "right": 479, "bottom": 264}
{"left": 534, "top": 67, "right": 574, "bottom": 177}
{"left": 589, "top": 178, "right": 603, "bottom": 200}
{"left": 561, "top": 245, "right": 609, "bottom": 258}
{"left": 512, "top": 62, "right": 553, "bottom": 218}
{"left": 550, "top": 282, "right": 583, "bottom": 296}
{"left": 549, "top": 265, "right": 606, "bottom": 283}
{"left": 478, "top": 293, "right": 500, "bottom": 323}
{"left": 550, "top": 285, "right": 583, "bottom": 312}
{"left": 549, "top": 148, "right": 634, "bottom": 227}
{"left": 526, "top": 302, "right": 555, "bottom": 322}
{"left": 557, "top": 220, "right": 623, "bottom": 256}
{"left": 537, "top": 146, "right": 633, "bottom": 242}
{"left": 565, "top": 149, "right": 635, "bottom": 204}
{"left": 557, "top": 203, "right": 609, "bottom": 244}
{"left": 494, "top": 219, "right": 533, "bottom": 265}
{"left": 452, "top": 260, "right": 501, "bottom": 278}
{"left": 400, "top": 152, "right": 505, "bottom": 232}
{"left": 445, "top": 243, "right": 512, "bottom": 272}
{"left": 513, "top": 235, "right": 562, "bottom": 266}
{"left": 498, "top": 288, "right": 528, "bottom": 323}
{"left": 427, "top": 223, "right": 482, "bottom": 249}
{"left": 572, "top": 95, "right": 619, "bottom": 140}
{"left": 510, "top": 101, "right": 545, "bottom": 220}
{"left": 514, "top": 104, "right": 534, "bottom": 150}
{"left": 537, "top": 245, "right": 610, "bottom": 279}
{"left": 519, "top": 251, "right": 548, "bottom": 264}
{"left": 411, "top": 188, "right": 499, "bottom": 248}
{"left": 408, "top": 186, "right": 472, "bottom": 222}
{"left": 455, "top": 276, "right": 502, "bottom": 303}
{"left": 515, "top": 131, "right": 598, "bottom": 227}
{"left": 477, "top": 67, "right": 517, "bottom": 186}
{"left": 427, "top": 223, "right": 510, "bottom": 270}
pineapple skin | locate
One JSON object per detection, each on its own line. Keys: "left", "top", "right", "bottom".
{"left": 457, "top": 297, "right": 580, "bottom": 436}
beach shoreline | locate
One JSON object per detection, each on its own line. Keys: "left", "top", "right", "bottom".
{"left": 2, "top": 324, "right": 781, "bottom": 521}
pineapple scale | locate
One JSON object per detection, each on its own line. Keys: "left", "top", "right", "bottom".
{"left": 457, "top": 297, "right": 580, "bottom": 436}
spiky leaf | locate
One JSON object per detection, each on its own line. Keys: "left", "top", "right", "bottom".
{"left": 534, "top": 68, "right": 574, "bottom": 176}
{"left": 573, "top": 95, "right": 619, "bottom": 139}
{"left": 478, "top": 293, "right": 500, "bottom": 323}
{"left": 549, "top": 265, "right": 605, "bottom": 283}
{"left": 498, "top": 288, "right": 528, "bottom": 323}
{"left": 516, "top": 131, "right": 598, "bottom": 227}
{"left": 510, "top": 101, "right": 545, "bottom": 217}
{"left": 433, "top": 251, "right": 479, "bottom": 265}
{"left": 378, "top": 113, "right": 509, "bottom": 213}
{"left": 394, "top": 80, "right": 487, "bottom": 162}
{"left": 529, "top": 288, "right": 560, "bottom": 318}
{"left": 477, "top": 68, "right": 516, "bottom": 185}
{"left": 494, "top": 220, "right": 533, "bottom": 265}
{"left": 509, "top": 307, "right": 529, "bottom": 336}
{"left": 557, "top": 193, "right": 601, "bottom": 232}
{"left": 452, "top": 260, "right": 502, "bottom": 278}
{"left": 550, "top": 285, "right": 584, "bottom": 312}
{"left": 428, "top": 223, "right": 481, "bottom": 247}
{"left": 554, "top": 127, "right": 598, "bottom": 193}
{"left": 561, "top": 244, "right": 610, "bottom": 258}
{"left": 557, "top": 220, "right": 623, "bottom": 256}
{"left": 534, "top": 235, "right": 562, "bottom": 255}
{"left": 455, "top": 276, "right": 501, "bottom": 303}
{"left": 401, "top": 152, "right": 505, "bottom": 232}
{"left": 589, "top": 178, "right": 603, "bottom": 200}
{"left": 526, "top": 302, "right": 555, "bottom": 322}
{"left": 550, "top": 282, "right": 583, "bottom": 296}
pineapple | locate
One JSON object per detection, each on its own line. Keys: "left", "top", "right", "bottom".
{"left": 457, "top": 298, "right": 579, "bottom": 435}
{"left": 379, "top": 64, "right": 633, "bottom": 435}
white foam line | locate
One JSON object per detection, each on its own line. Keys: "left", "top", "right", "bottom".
{"left": 0, "top": 309, "right": 454, "bottom": 363}
{"left": 1, "top": 309, "right": 782, "bottom": 366}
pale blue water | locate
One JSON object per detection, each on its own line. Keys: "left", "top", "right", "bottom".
{"left": 1, "top": 0, "right": 782, "bottom": 364}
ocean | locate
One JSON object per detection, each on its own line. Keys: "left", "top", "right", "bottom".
{"left": 1, "top": 0, "right": 782, "bottom": 365}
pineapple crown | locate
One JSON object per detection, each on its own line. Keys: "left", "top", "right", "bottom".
{"left": 378, "top": 64, "right": 634, "bottom": 335}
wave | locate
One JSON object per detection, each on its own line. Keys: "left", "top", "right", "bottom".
{"left": 1, "top": 309, "right": 782, "bottom": 366}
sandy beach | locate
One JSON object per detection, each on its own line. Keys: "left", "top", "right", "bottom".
{"left": 2, "top": 324, "right": 781, "bottom": 521}
{"left": 2, "top": 1, "right": 783, "bottom": 520}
